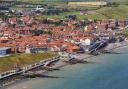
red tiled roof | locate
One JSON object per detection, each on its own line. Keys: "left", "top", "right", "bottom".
{"left": 65, "top": 45, "right": 80, "bottom": 50}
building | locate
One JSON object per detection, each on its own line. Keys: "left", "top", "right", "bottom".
{"left": 80, "top": 38, "right": 92, "bottom": 46}
{"left": 68, "top": 2, "right": 107, "bottom": 7}
{"left": 125, "top": 19, "right": 128, "bottom": 26}
{"left": 0, "top": 0, "right": 16, "bottom": 10}
{"left": 25, "top": 47, "right": 48, "bottom": 54}
{"left": 0, "top": 47, "right": 11, "bottom": 57}
{"left": 58, "top": 52, "right": 70, "bottom": 60}
{"left": 65, "top": 45, "right": 80, "bottom": 52}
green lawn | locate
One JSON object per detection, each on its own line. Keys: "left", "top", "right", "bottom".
{"left": 0, "top": 52, "right": 57, "bottom": 72}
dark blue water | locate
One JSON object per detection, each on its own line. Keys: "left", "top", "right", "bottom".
{"left": 31, "top": 47, "right": 128, "bottom": 89}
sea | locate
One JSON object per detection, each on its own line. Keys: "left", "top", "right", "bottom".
{"left": 7, "top": 46, "right": 128, "bottom": 89}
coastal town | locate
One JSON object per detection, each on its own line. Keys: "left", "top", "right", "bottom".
{"left": 0, "top": 0, "right": 128, "bottom": 89}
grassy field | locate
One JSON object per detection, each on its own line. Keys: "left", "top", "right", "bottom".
{"left": 16, "top": 0, "right": 128, "bottom": 2}
{"left": 42, "top": 11, "right": 107, "bottom": 20}
{"left": 97, "top": 5, "right": 128, "bottom": 19}
{"left": 12, "top": 4, "right": 128, "bottom": 20}
{"left": 41, "top": 4, "right": 128, "bottom": 20}
{"left": 15, "top": 0, "right": 128, "bottom": 20}
{"left": 0, "top": 52, "right": 57, "bottom": 72}
{"left": 16, "top": 0, "right": 128, "bottom": 6}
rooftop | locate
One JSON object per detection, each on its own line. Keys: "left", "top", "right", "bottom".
{"left": 0, "top": 47, "right": 11, "bottom": 51}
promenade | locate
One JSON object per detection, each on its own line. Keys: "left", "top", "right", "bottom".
{"left": 1, "top": 40, "right": 128, "bottom": 89}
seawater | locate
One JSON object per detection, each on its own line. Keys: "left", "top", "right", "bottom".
{"left": 31, "top": 47, "right": 128, "bottom": 89}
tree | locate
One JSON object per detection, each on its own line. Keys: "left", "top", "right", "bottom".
{"left": 106, "top": 2, "right": 119, "bottom": 7}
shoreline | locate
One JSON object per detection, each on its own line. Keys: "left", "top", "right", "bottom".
{"left": 4, "top": 41, "right": 128, "bottom": 89}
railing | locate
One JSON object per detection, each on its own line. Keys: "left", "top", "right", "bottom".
{"left": 0, "top": 56, "right": 59, "bottom": 80}
{"left": 89, "top": 41, "right": 107, "bottom": 53}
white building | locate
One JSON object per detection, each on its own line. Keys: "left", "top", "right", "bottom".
{"left": 80, "top": 38, "right": 91, "bottom": 46}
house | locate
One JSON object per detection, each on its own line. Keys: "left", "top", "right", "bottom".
{"left": 125, "top": 19, "right": 128, "bottom": 26}
{"left": 58, "top": 52, "right": 70, "bottom": 60}
{"left": 118, "top": 20, "right": 125, "bottom": 27}
{"left": 25, "top": 47, "right": 48, "bottom": 54}
{"left": 50, "top": 46, "right": 61, "bottom": 52}
{"left": 0, "top": 38, "right": 9, "bottom": 43}
{"left": 8, "top": 17, "right": 17, "bottom": 24}
{"left": 65, "top": 45, "right": 80, "bottom": 52}
{"left": 84, "top": 25, "right": 95, "bottom": 33}
{"left": 0, "top": 47, "right": 11, "bottom": 57}
{"left": 97, "top": 20, "right": 108, "bottom": 30}
{"left": 0, "top": 0, "right": 15, "bottom": 10}
{"left": 80, "top": 38, "right": 92, "bottom": 46}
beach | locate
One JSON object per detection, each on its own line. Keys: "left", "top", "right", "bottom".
{"left": 5, "top": 41, "right": 128, "bottom": 89}
{"left": 0, "top": 0, "right": 128, "bottom": 89}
